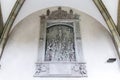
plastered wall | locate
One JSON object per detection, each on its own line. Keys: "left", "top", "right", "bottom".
{"left": 1, "top": 0, "right": 109, "bottom": 30}
{"left": 0, "top": 7, "right": 119, "bottom": 80}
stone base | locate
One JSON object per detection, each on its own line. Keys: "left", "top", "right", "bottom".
{"left": 34, "top": 62, "right": 87, "bottom": 77}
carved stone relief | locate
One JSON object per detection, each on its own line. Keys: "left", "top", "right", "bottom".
{"left": 34, "top": 7, "right": 87, "bottom": 77}
{"left": 45, "top": 25, "right": 76, "bottom": 61}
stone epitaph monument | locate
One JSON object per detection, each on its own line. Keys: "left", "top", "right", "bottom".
{"left": 34, "top": 7, "right": 87, "bottom": 77}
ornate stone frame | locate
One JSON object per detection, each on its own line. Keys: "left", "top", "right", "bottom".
{"left": 34, "top": 7, "right": 87, "bottom": 77}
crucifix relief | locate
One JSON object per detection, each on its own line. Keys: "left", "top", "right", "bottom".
{"left": 34, "top": 7, "right": 87, "bottom": 77}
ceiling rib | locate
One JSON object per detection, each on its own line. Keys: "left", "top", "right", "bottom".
{"left": 117, "top": 0, "right": 120, "bottom": 35}
{"left": 0, "top": 4, "right": 3, "bottom": 38}
{"left": 0, "top": 0, "right": 25, "bottom": 66}
{"left": 93, "top": 0, "right": 120, "bottom": 62}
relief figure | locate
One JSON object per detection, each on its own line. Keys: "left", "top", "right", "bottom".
{"left": 45, "top": 25, "right": 76, "bottom": 61}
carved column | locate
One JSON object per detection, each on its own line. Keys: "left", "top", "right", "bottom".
{"left": 37, "top": 15, "right": 46, "bottom": 62}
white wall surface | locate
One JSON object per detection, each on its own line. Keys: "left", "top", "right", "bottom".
{"left": 1, "top": 0, "right": 109, "bottom": 30}
{"left": 0, "top": 0, "right": 120, "bottom": 80}
{"left": 102, "top": 0, "right": 119, "bottom": 25}
{"left": 0, "top": 7, "right": 119, "bottom": 80}
{"left": 1, "top": 0, "right": 119, "bottom": 30}
{"left": 1, "top": 0, "right": 17, "bottom": 23}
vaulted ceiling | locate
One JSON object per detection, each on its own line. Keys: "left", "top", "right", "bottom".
{"left": 0, "top": 0, "right": 120, "bottom": 62}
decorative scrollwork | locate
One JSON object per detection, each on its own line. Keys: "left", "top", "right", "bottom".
{"left": 40, "top": 7, "right": 79, "bottom": 20}
{"left": 34, "top": 63, "right": 49, "bottom": 76}
{"left": 72, "top": 63, "right": 87, "bottom": 77}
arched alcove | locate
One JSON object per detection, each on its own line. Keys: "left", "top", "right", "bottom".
{"left": 0, "top": 6, "right": 119, "bottom": 80}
